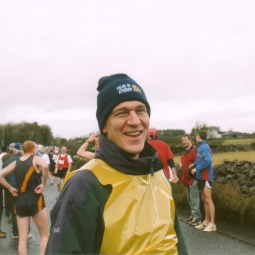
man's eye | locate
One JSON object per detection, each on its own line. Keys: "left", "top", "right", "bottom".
{"left": 115, "top": 111, "right": 129, "bottom": 117}
{"left": 136, "top": 109, "right": 146, "bottom": 115}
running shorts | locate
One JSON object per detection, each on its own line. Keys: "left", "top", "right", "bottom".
{"left": 14, "top": 192, "right": 45, "bottom": 217}
{"left": 56, "top": 168, "right": 68, "bottom": 179}
{"left": 197, "top": 180, "right": 212, "bottom": 191}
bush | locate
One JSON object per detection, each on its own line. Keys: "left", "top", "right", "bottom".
{"left": 212, "top": 181, "right": 244, "bottom": 223}
{"left": 71, "top": 157, "right": 88, "bottom": 171}
{"left": 207, "top": 138, "right": 225, "bottom": 146}
{"left": 172, "top": 180, "right": 255, "bottom": 227}
{"left": 240, "top": 197, "right": 255, "bottom": 226}
{"left": 171, "top": 182, "right": 189, "bottom": 210}
{"left": 250, "top": 142, "right": 255, "bottom": 150}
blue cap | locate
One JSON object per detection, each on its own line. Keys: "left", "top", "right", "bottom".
{"left": 96, "top": 73, "right": 150, "bottom": 132}
{"left": 14, "top": 143, "right": 22, "bottom": 150}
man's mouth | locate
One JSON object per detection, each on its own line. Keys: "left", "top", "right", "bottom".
{"left": 125, "top": 131, "right": 142, "bottom": 137}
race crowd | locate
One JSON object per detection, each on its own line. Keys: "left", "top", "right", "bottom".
{"left": 0, "top": 74, "right": 215, "bottom": 255}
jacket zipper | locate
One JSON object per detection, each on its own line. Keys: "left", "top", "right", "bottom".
{"left": 150, "top": 158, "right": 154, "bottom": 178}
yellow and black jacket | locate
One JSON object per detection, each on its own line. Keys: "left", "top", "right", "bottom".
{"left": 45, "top": 135, "right": 188, "bottom": 255}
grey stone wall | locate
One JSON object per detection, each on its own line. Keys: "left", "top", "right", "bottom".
{"left": 172, "top": 143, "right": 254, "bottom": 155}
{"left": 175, "top": 160, "right": 255, "bottom": 197}
{"left": 213, "top": 160, "right": 255, "bottom": 197}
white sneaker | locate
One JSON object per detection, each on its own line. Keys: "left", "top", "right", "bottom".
{"left": 204, "top": 223, "right": 217, "bottom": 232}
{"left": 13, "top": 233, "right": 32, "bottom": 239}
{"left": 195, "top": 221, "right": 209, "bottom": 229}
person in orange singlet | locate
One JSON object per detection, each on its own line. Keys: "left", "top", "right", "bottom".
{"left": 0, "top": 141, "right": 49, "bottom": 255}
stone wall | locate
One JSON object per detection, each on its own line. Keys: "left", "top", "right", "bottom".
{"left": 176, "top": 160, "right": 255, "bottom": 197}
{"left": 213, "top": 160, "right": 255, "bottom": 197}
{"left": 171, "top": 143, "right": 254, "bottom": 155}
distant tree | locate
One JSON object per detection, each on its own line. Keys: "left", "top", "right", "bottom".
{"left": 190, "top": 122, "right": 225, "bottom": 139}
{"left": 39, "top": 125, "right": 53, "bottom": 145}
{"left": 0, "top": 122, "right": 54, "bottom": 146}
{"left": 190, "top": 121, "right": 209, "bottom": 138}
{"left": 159, "top": 129, "right": 185, "bottom": 136}
{"left": 53, "top": 136, "right": 66, "bottom": 148}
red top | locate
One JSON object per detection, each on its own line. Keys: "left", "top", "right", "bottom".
{"left": 147, "top": 139, "right": 174, "bottom": 179}
{"left": 58, "top": 154, "right": 69, "bottom": 169}
{"left": 180, "top": 145, "right": 197, "bottom": 188}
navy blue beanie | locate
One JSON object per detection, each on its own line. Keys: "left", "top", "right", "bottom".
{"left": 96, "top": 73, "right": 150, "bottom": 132}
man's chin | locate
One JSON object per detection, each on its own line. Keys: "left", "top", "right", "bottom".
{"left": 124, "top": 146, "right": 144, "bottom": 159}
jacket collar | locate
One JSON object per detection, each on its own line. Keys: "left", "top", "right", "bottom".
{"left": 95, "top": 134, "right": 163, "bottom": 175}
{"left": 198, "top": 140, "right": 207, "bottom": 146}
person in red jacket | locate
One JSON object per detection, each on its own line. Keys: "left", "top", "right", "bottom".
{"left": 147, "top": 128, "right": 178, "bottom": 183}
{"left": 55, "top": 146, "right": 73, "bottom": 192}
{"left": 181, "top": 134, "right": 201, "bottom": 226}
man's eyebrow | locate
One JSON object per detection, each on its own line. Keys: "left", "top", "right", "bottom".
{"left": 113, "top": 104, "right": 146, "bottom": 111}
{"left": 113, "top": 107, "right": 129, "bottom": 111}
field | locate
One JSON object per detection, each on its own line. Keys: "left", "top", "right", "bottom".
{"left": 174, "top": 150, "right": 255, "bottom": 166}
{"left": 222, "top": 138, "right": 255, "bottom": 145}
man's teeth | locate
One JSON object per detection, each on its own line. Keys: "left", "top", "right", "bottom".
{"left": 126, "top": 132, "right": 140, "bottom": 136}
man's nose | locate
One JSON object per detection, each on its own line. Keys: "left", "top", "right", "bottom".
{"left": 127, "top": 111, "right": 141, "bottom": 125}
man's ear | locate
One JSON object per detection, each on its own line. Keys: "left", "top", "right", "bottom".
{"left": 102, "top": 127, "right": 107, "bottom": 135}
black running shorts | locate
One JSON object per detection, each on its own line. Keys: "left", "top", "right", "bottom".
{"left": 197, "top": 180, "right": 212, "bottom": 191}
{"left": 56, "top": 168, "right": 68, "bottom": 179}
{"left": 14, "top": 192, "right": 45, "bottom": 217}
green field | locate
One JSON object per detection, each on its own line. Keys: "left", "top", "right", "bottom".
{"left": 174, "top": 150, "right": 255, "bottom": 166}
{"left": 222, "top": 138, "right": 255, "bottom": 145}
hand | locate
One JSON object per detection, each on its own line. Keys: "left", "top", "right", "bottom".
{"left": 189, "top": 164, "right": 194, "bottom": 169}
{"left": 34, "top": 184, "right": 44, "bottom": 194}
{"left": 9, "top": 187, "right": 18, "bottom": 197}
{"left": 89, "top": 133, "right": 97, "bottom": 142}
{"left": 172, "top": 175, "right": 179, "bottom": 183}
{"left": 191, "top": 168, "right": 197, "bottom": 175}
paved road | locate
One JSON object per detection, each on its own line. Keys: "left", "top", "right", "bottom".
{"left": 179, "top": 216, "right": 255, "bottom": 255}
{"left": 1, "top": 178, "right": 255, "bottom": 255}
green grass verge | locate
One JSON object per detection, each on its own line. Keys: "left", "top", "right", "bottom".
{"left": 222, "top": 138, "right": 255, "bottom": 145}
{"left": 172, "top": 181, "right": 255, "bottom": 227}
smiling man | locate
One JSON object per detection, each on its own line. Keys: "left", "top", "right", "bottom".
{"left": 45, "top": 74, "right": 188, "bottom": 255}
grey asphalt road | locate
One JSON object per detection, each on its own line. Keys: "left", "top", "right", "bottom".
{"left": 1, "top": 178, "right": 255, "bottom": 255}
{"left": 179, "top": 216, "right": 255, "bottom": 255}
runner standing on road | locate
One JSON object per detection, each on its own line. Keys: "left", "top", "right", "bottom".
{"left": 55, "top": 146, "right": 72, "bottom": 192}
{"left": 0, "top": 141, "right": 49, "bottom": 255}
{"left": 181, "top": 134, "right": 202, "bottom": 226}
{"left": 45, "top": 73, "right": 188, "bottom": 254}
{"left": 190, "top": 130, "right": 216, "bottom": 232}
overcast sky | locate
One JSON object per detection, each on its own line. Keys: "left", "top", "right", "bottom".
{"left": 1, "top": 0, "right": 254, "bottom": 139}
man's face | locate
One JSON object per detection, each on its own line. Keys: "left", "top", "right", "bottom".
{"left": 102, "top": 101, "right": 150, "bottom": 159}
{"left": 61, "top": 147, "right": 67, "bottom": 154}
{"left": 196, "top": 134, "right": 201, "bottom": 143}
{"left": 182, "top": 136, "right": 192, "bottom": 148}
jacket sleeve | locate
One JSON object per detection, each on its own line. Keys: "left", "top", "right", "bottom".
{"left": 174, "top": 212, "right": 189, "bottom": 255}
{"left": 45, "top": 170, "right": 112, "bottom": 254}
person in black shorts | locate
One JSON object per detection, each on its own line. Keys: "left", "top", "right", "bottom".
{"left": 0, "top": 141, "right": 49, "bottom": 255}
{"left": 55, "top": 146, "right": 72, "bottom": 192}
{"left": 190, "top": 130, "right": 216, "bottom": 232}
